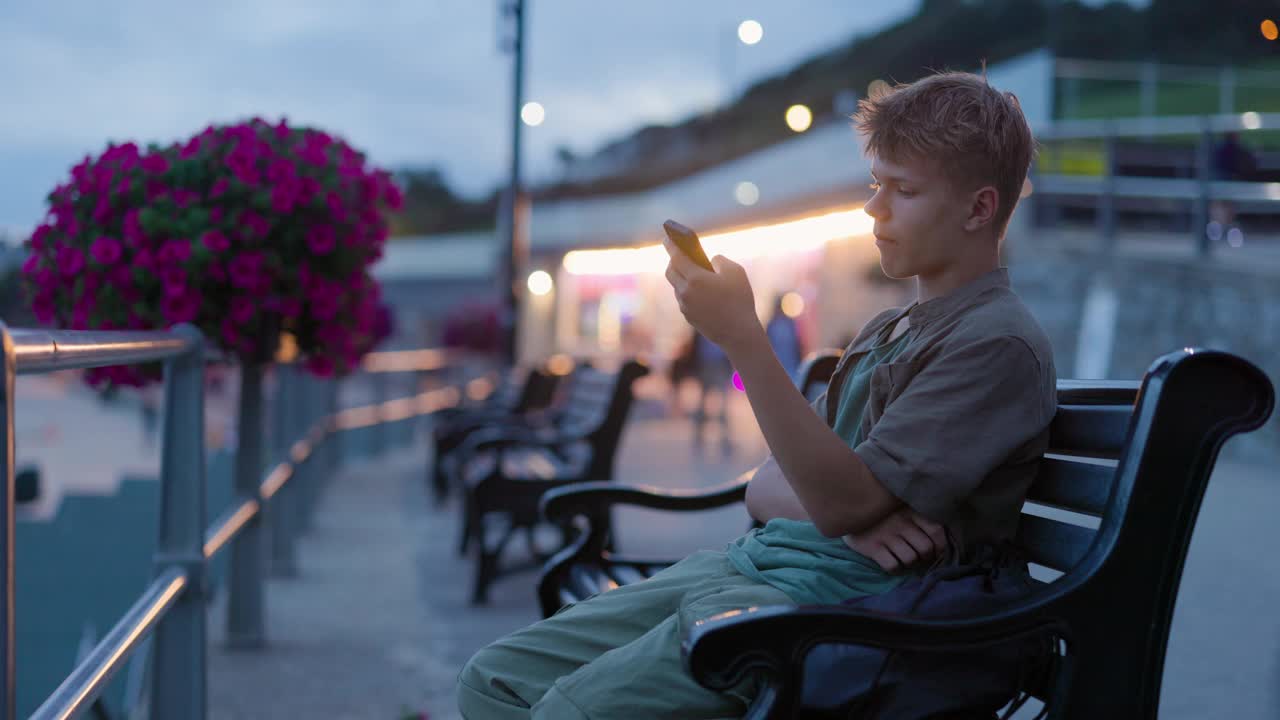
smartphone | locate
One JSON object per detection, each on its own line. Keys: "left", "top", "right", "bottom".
{"left": 662, "top": 219, "right": 714, "bottom": 272}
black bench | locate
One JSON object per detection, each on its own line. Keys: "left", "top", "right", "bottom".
{"left": 537, "top": 348, "right": 1274, "bottom": 718}
{"left": 455, "top": 359, "right": 649, "bottom": 604}
{"left": 430, "top": 364, "right": 564, "bottom": 505}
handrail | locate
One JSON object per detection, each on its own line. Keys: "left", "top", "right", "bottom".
{"left": 1036, "top": 174, "right": 1280, "bottom": 204}
{"left": 9, "top": 328, "right": 197, "bottom": 374}
{"left": 203, "top": 498, "right": 261, "bottom": 560}
{"left": 1038, "top": 111, "right": 1280, "bottom": 141}
{"left": 29, "top": 568, "right": 188, "bottom": 720}
{"left": 1, "top": 324, "right": 465, "bottom": 720}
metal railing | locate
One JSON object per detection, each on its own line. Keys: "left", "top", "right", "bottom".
{"left": 1031, "top": 111, "right": 1280, "bottom": 254}
{"left": 0, "top": 325, "right": 474, "bottom": 719}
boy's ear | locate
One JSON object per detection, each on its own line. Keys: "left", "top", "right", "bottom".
{"left": 964, "top": 185, "right": 999, "bottom": 232}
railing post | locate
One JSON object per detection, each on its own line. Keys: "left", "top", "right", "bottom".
{"left": 1194, "top": 119, "right": 1214, "bottom": 256}
{"left": 294, "top": 373, "right": 315, "bottom": 534}
{"left": 269, "top": 365, "right": 298, "bottom": 577}
{"left": 1099, "top": 130, "right": 1118, "bottom": 251}
{"left": 322, "top": 379, "right": 337, "bottom": 484}
{"left": 371, "top": 370, "right": 388, "bottom": 457}
{"left": 227, "top": 363, "right": 266, "bottom": 648}
{"left": 1218, "top": 65, "right": 1235, "bottom": 115}
{"left": 150, "top": 324, "right": 208, "bottom": 719}
{"left": 0, "top": 324, "right": 17, "bottom": 720}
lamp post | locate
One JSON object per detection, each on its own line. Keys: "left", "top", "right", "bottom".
{"left": 498, "top": 0, "right": 529, "bottom": 367}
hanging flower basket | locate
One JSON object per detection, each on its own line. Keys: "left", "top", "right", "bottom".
{"left": 20, "top": 117, "right": 403, "bottom": 386}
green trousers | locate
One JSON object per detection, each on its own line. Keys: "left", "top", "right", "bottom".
{"left": 456, "top": 549, "right": 794, "bottom": 719}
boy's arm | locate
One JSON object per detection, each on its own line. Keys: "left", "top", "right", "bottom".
{"left": 743, "top": 455, "right": 810, "bottom": 523}
{"left": 748, "top": 454, "right": 950, "bottom": 573}
{"left": 664, "top": 246, "right": 902, "bottom": 537}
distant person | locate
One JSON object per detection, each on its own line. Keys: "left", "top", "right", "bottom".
{"left": 459, "top": 70, "right": 1055, "bottom": 719}
{"left": 690, "top": 331, "right": 733, "bottom": 456}
{"left": 1210, "top": 132, "right": 1257, "bottom": 243}
{"left": 665, "top": 330, "right": 697, "bottom": 417}
{"left": 765, "top": 295, "right": 803, "bottom": 380}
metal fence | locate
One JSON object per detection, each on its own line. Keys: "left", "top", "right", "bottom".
{"left": 0, "top": 323, "right": 474, "bottom": 719}
{"left": 1032, "top": 111, "right": 1280, "bottom": 253}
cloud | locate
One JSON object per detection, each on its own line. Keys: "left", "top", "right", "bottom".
{"left": 0, "top": 0, "right": 915, "bottom": 227}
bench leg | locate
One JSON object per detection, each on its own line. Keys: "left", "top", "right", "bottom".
{"left": 430, "top": 452, "right": 449, "bottom": 507}
{"left": 459, "top": 493, "right": 477, "bottom": 556}
{"left": 472, "top": 523, "right": 517, "bottom": 606}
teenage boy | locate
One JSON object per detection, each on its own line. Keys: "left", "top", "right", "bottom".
{"left": 457, "top": 70, "right": 1056, "bottom": 720}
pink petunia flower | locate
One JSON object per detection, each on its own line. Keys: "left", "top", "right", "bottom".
{"left": 201, "top": 230, "right": 230, "bottom": 253}
{"left": 141, "top": 154, "right": 170, "bottom": 174}
{"left": 90, "top": 236, "right": 123, "bottom": 266}
{"left": 306, "top": 225, "right": 336, "bottom": 255}
{"left": 57, "top": 246, "right": 85, "bottom": 277}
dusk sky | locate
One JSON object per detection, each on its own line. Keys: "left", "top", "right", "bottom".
{"left": 0, "top": 1, "right": 936, "bottom": 234}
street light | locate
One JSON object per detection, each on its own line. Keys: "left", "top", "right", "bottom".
{"left": 722, "top": 19, "right": 762, "bottom": 103}
{"left": 527, "top": 270, "right": 553, "bottom": 296}
{"left": 785, "top": 104, "right": 812, "bottom": 133}
{"left": 521, "top": 101, "right": 545, "bottom": 127}
{"left": 497, "top": 0, "right": 529, "bottom": 366}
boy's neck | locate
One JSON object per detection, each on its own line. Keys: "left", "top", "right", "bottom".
{"left": 913, "top": 247, "right": 1001, "bottom": 304}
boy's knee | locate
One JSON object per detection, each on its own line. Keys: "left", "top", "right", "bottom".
{"left": 456, "top": 647, "right": 531, "bottom": 717}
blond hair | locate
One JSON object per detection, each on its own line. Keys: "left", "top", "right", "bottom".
{"left": 853, "top": 71, "right": 1035, "bottom": 236}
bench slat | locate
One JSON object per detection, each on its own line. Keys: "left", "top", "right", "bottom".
{"left": 1015, "top": 513, "right": 1096, "bottom": 571}
{"left": 1027, "top": 457, "right": 1115, "bottom": 516}
{"left": 607, "top": 564, "right": 649, "bottom": 587}
{"left": 566, "top": 563, "right": 617, "bottom": 601}
{"left": 1048, "top": 404, "right": 1132, "bottom": 459}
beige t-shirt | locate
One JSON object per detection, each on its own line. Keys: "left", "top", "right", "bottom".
{"left": 813, "top": 268, "right": 1057, "bottom": 556}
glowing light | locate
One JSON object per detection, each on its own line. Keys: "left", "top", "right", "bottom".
{"left": 867, "top": 79, "right": 891, "bottom": 100}
{"left": 521, "top": 102, "right": 545, "bottom": 126}
{"left": 734, "top": 181, "right": 760, "bottom": 206}
{"left": 731, "top": 371, "right": 745, "bottom": 392}
{"left": 1227, "top": 227, "right": 1245, "bottom": 247}
{"left": 737, "top": 20, "right": 763, "bottom": 45}
{"left": 1242, "top": 111, "right": 1263, "bottom": 130}
{"left": 780, "top": 292, "right": 805, "bottom": 318}
{"left": 527, "top": 270, "right": 553, "bottom": 296}
{"left": 466, "top": 378, "right": 494, "bottom": 401}
{"left": 275, "top": 332, "right": 299, "bottom": 363}
{"left": 785, "top": 104, "right": 812, "bottom": 133}
{"left": 546, "top": 353, "right": 575, "bottom": 376}
{"left": 597, "top": 298, "right": 620, "bottom": 351}
{"left": 562, "top": 207, "right": 874, "bottom": 276}
{"left": 1262, "top": 19, "right": 1278, "bottom": 41}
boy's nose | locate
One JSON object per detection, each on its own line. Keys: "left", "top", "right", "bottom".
{"left": 864, "top": 192, "right": 887, "bottom": 221}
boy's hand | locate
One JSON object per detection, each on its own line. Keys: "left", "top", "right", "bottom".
{"left": 842, "top": 507, "right": 949, "bottom": 573}
{"left": 662, "top": 238, "right": 760, "bottom": 353}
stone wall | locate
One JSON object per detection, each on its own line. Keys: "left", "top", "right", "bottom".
{"left": 1008, "top": 235, "right": 1280, "bottom": 463}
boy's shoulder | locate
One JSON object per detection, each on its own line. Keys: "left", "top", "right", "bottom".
{"left": 937, "top": 287, "right": 1055, "bottom": 374}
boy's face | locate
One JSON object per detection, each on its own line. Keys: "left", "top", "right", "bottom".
{"left": 863, "top": 155, "right": 977, "bottom": 281}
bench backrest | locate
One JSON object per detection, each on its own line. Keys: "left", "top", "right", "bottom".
{"left": 553, "top": 359, "right": 650, "bottom": 480}
{"left": 806, "top": 347, "right": 1274, "bottom": 717}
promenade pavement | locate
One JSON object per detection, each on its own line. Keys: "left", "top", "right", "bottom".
{"left": 201, "top": 385, "right": 1279, "bottom": 719}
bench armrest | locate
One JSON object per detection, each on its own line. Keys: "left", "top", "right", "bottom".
{"left": 458, "top": 423, "right": 584, "bottom": 455}
{"left": 682, "top": 596, "right": 1063, "bottom": 716}
{"left": 540, "top": 470, "right": 754, "bottom": 522}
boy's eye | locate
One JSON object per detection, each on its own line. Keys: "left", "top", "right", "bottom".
{"left": 898, "top": 188, "right": 916, "bottom": 197}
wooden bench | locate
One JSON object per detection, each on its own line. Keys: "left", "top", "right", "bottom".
{"left": 455, "top": 359, "right": 649, "bottom": 604}
{"left": 537, "top": 348, "right": 1274, "bottom": 718}
{"left": 430, "top": 364, "right": 563, "bottom": 505}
